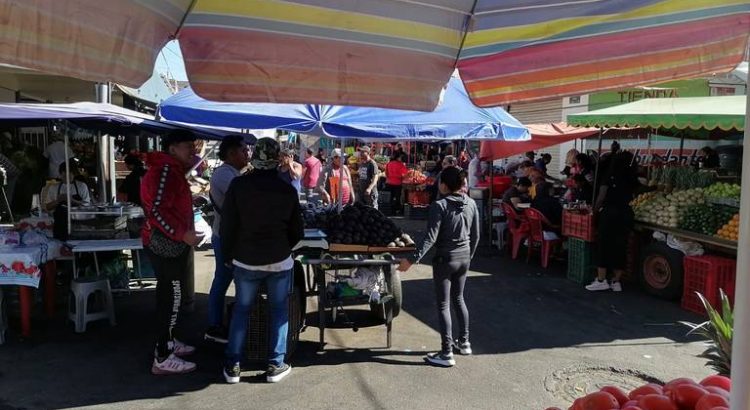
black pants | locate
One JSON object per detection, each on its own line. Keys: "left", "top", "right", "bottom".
{"left": 432, "top": 254, "right": 470, "bottom": 354}
{"left": 386, "top": 184, "right": 403, "bottom": 214}
{"left": 145, "top": 247, "right": 191, "bottom": 358}
{"left": 596, "top": 206, "right": 634, "bottom": 270}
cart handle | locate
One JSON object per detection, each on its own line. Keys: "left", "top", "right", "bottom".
{"left": 304, "top": 259, "right": 400, "bottom": 266}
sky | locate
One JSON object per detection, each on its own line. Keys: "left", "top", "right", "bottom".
{"left": 154, "top": 40, "right": 188, "bottom": 82}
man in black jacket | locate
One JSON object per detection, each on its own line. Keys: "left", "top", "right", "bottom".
{"left": 220, "top": 138, "right": 303, "bottom": 384}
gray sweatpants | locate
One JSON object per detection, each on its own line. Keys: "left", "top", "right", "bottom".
{"left": 432, "top": 254, "right": 470, "bottom": 354}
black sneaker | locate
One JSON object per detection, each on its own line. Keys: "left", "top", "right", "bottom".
{"left": 223, "top": 362, "right": 241, "bottom": 384}
{"left": 425, "top": 352, "right": 455, "bottom": 367}
{"left": 204, "top": 326, "right": 228, "bottom": 344}
{"left": 266, "top": 363, "right": 292, "bottom": 383}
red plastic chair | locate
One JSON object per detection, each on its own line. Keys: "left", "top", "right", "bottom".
{"left": 524, "top": 208, "right": 563, "bottom": 268}
{"left": 501, "top": 203, "right": 529, "bottom": 259}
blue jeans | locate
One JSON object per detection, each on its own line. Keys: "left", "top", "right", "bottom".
{"left": 225, "top": 265, "right": 292, "bottom": 366}
{"left": 208, "top": 235, "right": 234, "bottom": 327}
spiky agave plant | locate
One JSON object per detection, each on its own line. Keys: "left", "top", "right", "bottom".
{"left": 679, "top": 290, "right": 733, "bottom": 376}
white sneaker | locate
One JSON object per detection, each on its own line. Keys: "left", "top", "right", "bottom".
{"left": 455, "top": 341, "right": 472, "bottom": 355}
{"left": 425, "top": 352, "right": 455, "bottom": 367}
{"left": 585, "top": 279, "right": 611, "bottom": 292}
{"left": 151, "top": 354, "right": 197, "bottom": 375}
{"left": 168, "top": 339, "right": 196, "bottom": 357}
{"left": 611, "top": 281, "right": 623, "bottom": 292}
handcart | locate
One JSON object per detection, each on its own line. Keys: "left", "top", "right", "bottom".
{"left": 294, "top": 230, "right": 412, "bottom": 350}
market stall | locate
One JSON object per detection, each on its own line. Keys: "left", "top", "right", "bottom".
{"left": 159, "top": 79, "right": 530, "bottom": 351}
{"left": 0, "top": 102, "right": 230, "bottom": 338}
{"left": 567, "top": 96, "right": 745, "bottom": 303}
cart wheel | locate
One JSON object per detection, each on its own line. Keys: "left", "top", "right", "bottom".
{"left": 639, "top": 242, "right": 683, "bottom": 300}
{"left": 370, "top": 268, "right": 402, "bottom": 320}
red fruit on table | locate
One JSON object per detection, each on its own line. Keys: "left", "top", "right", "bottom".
{"left": 702, "top": 386, "right": 730, "bottom": 399}
{"left": 699, "top": 375, "right": 731, "bottom": 392}
{"left": 663, "top": 378, "right": 697, "bottom": 394}
{"left": 622, "top": 400, "right": 639, "bottom": 408}
{"left": 601, "top": 385, "right": 630, "bottom": 406}
{"left": 544, "top": 408, "right": 563, "bottom": 410}
{"left": 694, "top": 393, "right": 729, "bottom": 410}
{"left": 637, "top": 394, "right": 676, "bottom": 410}
{"left": 668, "top": 383, "right": 707, "bottom": 408}
{"left": 569, "top": 397, "right": 584, "bottom": 410}
{"left": 581, "top": 391, "right": 619, "bottom": 410}
{"left": 629, "top": 384, "right": 664, "bottom": 400}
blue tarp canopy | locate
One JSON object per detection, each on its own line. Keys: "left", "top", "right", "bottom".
{"left": 159, "top": 78, "right": 530, "bottom": 142}
{"left": 0, "top": 101, "right": 232, "bottom": 140}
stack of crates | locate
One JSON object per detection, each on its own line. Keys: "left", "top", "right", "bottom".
{"left": 681, "top": 255, "right": 736, "bottom": 315}
{"left": 567, "top": 238, "right": 595, "bottom": 284}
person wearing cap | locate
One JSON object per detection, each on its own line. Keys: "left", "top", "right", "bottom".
{"left": 141, "top": 130, "right": 204, "bottom": 375}
{"left": 220, "top": 137, "right": 303, "bottom": 384}
{"left": 204, "top": 135, "right": 250, "bottom": 344}
{"left": 278, "top": 148, "right": 303, "bottom": 193}
{"left": 116, "top": 154, "right": 146, "bottom": 205}
{"left": 356, "top": 146, "right": 380, "bottom": 209}
{"left": 317, "top": 148, "right": 355, "bottom": 205}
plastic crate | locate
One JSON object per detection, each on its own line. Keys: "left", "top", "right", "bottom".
{"left": 227, "top": 285, "right": 303, "bottom": 362}
{"left": 562, "top": 210, "right": 595, "bottom": 242}
{"left": 681, "top": 255, "right": 736, "bottom": 315}
{"left": 407, "top": 190, "right": 430, "bottom": 206}
{"left": 567, "top": 238, "right": 594, "bottom": 284}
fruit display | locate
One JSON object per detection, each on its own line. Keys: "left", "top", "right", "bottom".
{"left": 716, "top": 213, "right": 740, "bottom": 242}
{"left": 630, "top": 191, "right": 659, "bottom": 208}
{"left": 679, "top": 204, "right": 736, "bottom": 236}
{"left": 544, "top": 375, "right": 731, "bottom": 410}
{"left": 402, "top": 169, "right": 427, "bottom": 185}
{"left": 704, "top": 182, "right": 741, "bottom": 200}
{"left": 633, "top": 188, "right": 705, "bottom": 228}
{"left": 303, "top": 202, "right": 413, "bottom": 247}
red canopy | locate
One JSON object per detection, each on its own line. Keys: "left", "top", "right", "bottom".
{"left": 479, "top": 123, "right": 599, "bottom": 161}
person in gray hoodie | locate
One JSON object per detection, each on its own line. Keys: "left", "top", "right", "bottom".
{"left": 399, "top": 166, "right": 480, "bottom": 367}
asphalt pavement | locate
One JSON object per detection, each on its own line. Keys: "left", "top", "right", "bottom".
{"left": 0, "top": 219, "right": 712, "bottom": 410}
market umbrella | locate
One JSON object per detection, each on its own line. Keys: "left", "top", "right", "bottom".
{"left": 159, "top": 77, "right": 530, "bottom": 141}
{"left": 0, "top": 1, "right": 746, "bottom": 111}
{"left": 479, "top": 123, "right": 600, "bottom": 161}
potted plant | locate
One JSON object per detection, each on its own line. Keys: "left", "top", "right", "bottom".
{"left": 679, "top": 290, "right": 733, "bottom": 375}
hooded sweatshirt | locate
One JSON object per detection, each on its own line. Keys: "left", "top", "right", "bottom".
{"left": 410, "top": 193, "right": 480, "bottom": 264}
{"left": 140, "top": 152, "right": 193, "bottom": 247}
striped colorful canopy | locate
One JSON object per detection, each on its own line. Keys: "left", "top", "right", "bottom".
{"left": 0, "top": 0, "right": 747, "bottom": 110}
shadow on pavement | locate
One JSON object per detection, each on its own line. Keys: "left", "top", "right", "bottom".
{"left": 400, "top": 250, "right": 703, "bottom": 356}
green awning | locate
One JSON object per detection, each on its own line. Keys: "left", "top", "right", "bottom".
{"left": 568, "top": 96, "right": 745, "bottom": 132}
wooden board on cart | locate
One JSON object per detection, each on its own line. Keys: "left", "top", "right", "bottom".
{"left": 328, "top": 243, "right": 415, "bottom": 253}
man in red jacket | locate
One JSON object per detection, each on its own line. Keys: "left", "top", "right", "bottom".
{"left": 141, "top": 130, "right": 204, "bottom": 375}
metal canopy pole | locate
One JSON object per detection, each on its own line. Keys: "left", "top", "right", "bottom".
{"left": 64, "top": 130, "right": 72, "bottom": 236}
{"left": 487, "top": 160, "right": 493, "bottom": 248}
{"left": 591, "top": 128, "right": 604, "bottom": 204}
{"left": 678, "top": 133, "right": 685, "bottom": 165}
{"left": 729, "top": 77, "right": 750, "bottom": 410}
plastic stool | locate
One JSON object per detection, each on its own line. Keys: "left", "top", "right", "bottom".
{"left": 0, "top": 288, "right": 7, "bottom": 345}
{"left": 68, "top": 277, "right": 116, "bottom": 333}
{"left": 493, "top": 222, "right": 508, "bottom": 251}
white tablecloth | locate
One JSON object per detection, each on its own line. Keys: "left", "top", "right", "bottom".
{"left": 0, "top": 245, "right": 45, "bottom": 288}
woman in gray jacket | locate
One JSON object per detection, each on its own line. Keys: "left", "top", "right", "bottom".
{"left": 399, "top": 166, "right": 480, "bottom": 367}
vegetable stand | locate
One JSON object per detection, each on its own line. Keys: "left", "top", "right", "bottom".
{"left": 300, "top": 246, "right": 409, "bottom": 350}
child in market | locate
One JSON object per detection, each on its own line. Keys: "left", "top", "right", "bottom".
{"left": 399, "top": 166, "right": 480, "bottom": 367}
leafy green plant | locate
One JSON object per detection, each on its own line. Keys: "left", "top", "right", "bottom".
{"left": 679, "top": 290, "right": 733, "bottom": 375}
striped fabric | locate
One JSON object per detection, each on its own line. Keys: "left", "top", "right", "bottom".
{"left": 0, "top": 0, "right": 189, "bottom": 87}
{"left": 0, "top": 1, "right": 747, "bottom": 110}
{"left": 178, "top": 0, "right": 472, "bottom": 110}
{"left": 459, "top": 0, "right": 750, "bottom": 107}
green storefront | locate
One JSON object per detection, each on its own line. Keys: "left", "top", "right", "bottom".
{"left": 588, "top": 79, "right": 711, "bottom": 111}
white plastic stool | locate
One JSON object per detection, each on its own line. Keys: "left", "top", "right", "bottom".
{"left": 0, "top": 287, "right": 7, "bottom": 345}
{"left": 68, "top": 277, "right": 116, "bottom": 333}
{"left": 493, "top": 222, "right": 508, "bottom": 251}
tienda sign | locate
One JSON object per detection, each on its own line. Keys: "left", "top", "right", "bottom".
{"left": 617, "top": 88, "right": 679, "bottom": 103}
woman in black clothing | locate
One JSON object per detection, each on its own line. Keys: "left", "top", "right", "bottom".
{"left": 531, "top": 182, "right": 562, "bottom": 227}
{"left": 585, "top": 151, "right": 638, "bottom": 293}
{"left": 117, "top": 154, "right": 146, "bottom": 205}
